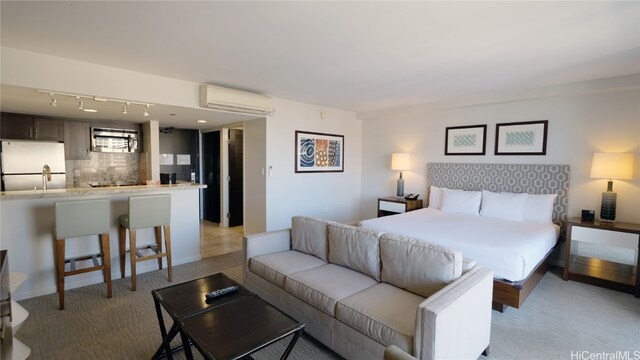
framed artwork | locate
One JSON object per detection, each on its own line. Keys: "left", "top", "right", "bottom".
{"left": 295, "top": 130, "right": 344, "bottom": 173}
{"left": 445, "top": 125, "right": 487, "bottom": 155}
{"left": 495, "top": 120, "right": 548, "bottom": 155}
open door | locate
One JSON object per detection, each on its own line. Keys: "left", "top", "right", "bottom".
{"left": 228, "top": 128, "right": 243, "bottom": 227}
{"left": 202, "top": 131, "right": 220, "bottom": 223}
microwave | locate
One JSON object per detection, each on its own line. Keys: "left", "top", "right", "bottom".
{"left": 91, "top": 127, "right": 140, "bottom": 153}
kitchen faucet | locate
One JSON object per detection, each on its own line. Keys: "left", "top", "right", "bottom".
{"left": 42, "top": 164, "right": 52, "bottom": 193}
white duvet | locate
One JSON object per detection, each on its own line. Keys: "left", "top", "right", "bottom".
{"left": 359, "top": 208, "right": 559, "bottom": 282}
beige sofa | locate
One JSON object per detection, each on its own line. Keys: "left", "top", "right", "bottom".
{"left": 243, "top": 216, "right": 493, "bottom": 360}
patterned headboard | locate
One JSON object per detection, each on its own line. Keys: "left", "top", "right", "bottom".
{"left": 427, "top": 163, "right": 570, "bottom": 235}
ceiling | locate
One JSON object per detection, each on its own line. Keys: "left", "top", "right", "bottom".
{"left": 1, "top": 1, "right": 639, "bottom": 127}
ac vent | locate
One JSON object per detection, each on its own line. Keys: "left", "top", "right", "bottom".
{"left": 199, "top": 84, "right": 274, "bottom": 116}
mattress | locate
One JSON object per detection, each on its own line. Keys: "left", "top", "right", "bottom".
{"left": 359, "top": 208, "right": 559, "bottom": 282}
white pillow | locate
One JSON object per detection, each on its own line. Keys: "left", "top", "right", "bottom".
{"left": 523, "top": 193, "right": 557, "bottom": 223}
{"left": 440, "top": 189, "right": 482, "bottom": 216}
{"left": 428, "top": 186, "right": 445, "bottom": 209}
{"left": 480, "top": 190, "right": 527, "bottom": 222}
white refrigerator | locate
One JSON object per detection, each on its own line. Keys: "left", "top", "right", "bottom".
{"left": 1, "top": 140, "right": 66, "bottom": 191}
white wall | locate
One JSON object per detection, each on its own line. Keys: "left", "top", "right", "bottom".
{"left": 244, "top": 118, "right": 267, "bottom": 234}
{"left": 359, "top": 75, "right": 640, "bottom": 224}
{"left": 265, "top": 98, "right": 363, "bottom": 231}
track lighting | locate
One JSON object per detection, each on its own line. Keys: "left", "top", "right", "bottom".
{"left": 37, "top": 90, "right": 153, "bottom": 117}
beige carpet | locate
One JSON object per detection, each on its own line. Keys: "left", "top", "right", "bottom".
{"left": 15, "top": 253, "right": 640, "bottom": 359}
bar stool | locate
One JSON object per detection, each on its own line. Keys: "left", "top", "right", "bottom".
{"left": 118, "top": 194, "right": 172, "bottom": 291}
{"left": 54, "top": 198, "right": 112, "bottom": 310}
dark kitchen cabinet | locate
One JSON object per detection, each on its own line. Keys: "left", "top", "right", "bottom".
{"left": 64, "top": 120, "right": 91, "bottom": 160}
{"left": 0, "top": 112, "right": 64, "bottom": 141}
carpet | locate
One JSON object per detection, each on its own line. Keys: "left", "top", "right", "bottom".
{"left": 14, "top": 252, "right": 640, "bottom": 359}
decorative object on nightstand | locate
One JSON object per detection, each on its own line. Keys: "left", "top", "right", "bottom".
{"left": 590, "top": 152, "right": 634, "bottom": 222}
{"left": 391, "top": 153, "right": 411, "bottom": 197}
{"left": 378, "top": 196, "right": 423, "bottom": 217}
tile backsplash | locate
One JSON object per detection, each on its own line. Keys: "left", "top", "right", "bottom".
{"left": 66, "top": 152, "right": 140, "bottom": 187}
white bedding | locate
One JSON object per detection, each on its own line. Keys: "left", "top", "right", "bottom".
{"left": 359, "top": 208, "right": 559, "bottom": 282}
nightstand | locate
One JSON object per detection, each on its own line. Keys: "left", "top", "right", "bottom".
{"left": 377, "top": 197, "right": 423, "bottom": 217}
{"left": 563, "top": 217, "right": 640, "bottom": 297}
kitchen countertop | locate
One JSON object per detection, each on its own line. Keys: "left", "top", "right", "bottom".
{"left": 0, "top": 183, "right": 207, "bottom": 200}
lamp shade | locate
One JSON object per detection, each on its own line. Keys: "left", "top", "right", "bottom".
{"left": 391, "top": 153, "right": 411, "bottom": 171}
{"left": 590, "top": 153, "right": 634, "bottom": 180}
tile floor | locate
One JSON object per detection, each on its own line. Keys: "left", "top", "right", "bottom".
{"left": 200, "top": 220, "right": 244, "bottom": 258}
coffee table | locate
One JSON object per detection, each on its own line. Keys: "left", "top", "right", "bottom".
{"left": 151, "top": 273, "right": 304, "bottom": 360}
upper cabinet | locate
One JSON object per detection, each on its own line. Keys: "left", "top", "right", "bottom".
{"left": 63, "top": 121, "right": 91, "bottom": 160}
{"left": 1, "top": 113, "right": 64, "bottom": 142}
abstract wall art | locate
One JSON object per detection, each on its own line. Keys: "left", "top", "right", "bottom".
{"left": 295, "top": 130, "right": 344, "bottom": 173}
{"left": 495, "top": 120, "right": 548, "bottom": 155}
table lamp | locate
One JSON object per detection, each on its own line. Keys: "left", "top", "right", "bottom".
{"left": 590, "top": 152, "right": 634, "bottom": 222}
{"left": 391, "top": 153, "right": 411, "bottom": 197}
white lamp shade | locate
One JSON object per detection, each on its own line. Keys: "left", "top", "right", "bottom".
{"left": 590, "top": 153, "right": 634, "bottom": 180}
{"left": 391, "top": 153, "right": 411, "bottom": 171}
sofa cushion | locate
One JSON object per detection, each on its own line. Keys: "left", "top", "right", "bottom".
{"left": 380, "top": 234, "right": 462, "bottom": 298}
{"left": 250, "top": 250, "right": 327, "bottom": 288}
{"left": 285, "top": 264, "right": 378, "bottom": 316}
{"left": 291, "top": 216, "right": 334, "bottom": 261}
{"left": 336, "top": 283, "right": 424, "bottom": 354}
{"left": 328, "top": 223, "right": 382, "bottom": 281}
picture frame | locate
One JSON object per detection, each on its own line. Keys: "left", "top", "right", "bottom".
{"left": 495, "top": 120, "right": 548, "bottom": 155}
{"left": 295, "top": 130, "right": 344, "bottom": 173}
{"left": 445, "top": 125, "right": 487, "bottom": 155}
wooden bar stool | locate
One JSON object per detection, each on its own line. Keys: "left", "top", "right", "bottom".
{"left": 118, "top": 194, "right": 172, "bottom": 291}
{"left": 54, "top": 198, "right": 112, "bottom": 310}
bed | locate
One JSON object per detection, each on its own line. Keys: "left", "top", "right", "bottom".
{"left": 361, "top": 163, "right": 570, "bottom": 311}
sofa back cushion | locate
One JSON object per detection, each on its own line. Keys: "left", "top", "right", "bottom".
{"left": 291, "top": 216, "right": 333, "bottom": 261}
{"left": 328, "top": 223, "right": 382, "bottom": 281}
{"left": 380, "top": 234, "right": 462, "bottom": 298}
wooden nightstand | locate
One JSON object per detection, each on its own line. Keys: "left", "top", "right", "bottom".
{"left": 377, "top": 197, "right": 423, "bottom": 217}
{"left": 563, "top": 217, "right": 640, "bottom": 297}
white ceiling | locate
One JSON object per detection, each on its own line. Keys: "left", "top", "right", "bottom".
{"left": 1, "top": 1, "right": 639, "bottom": 126}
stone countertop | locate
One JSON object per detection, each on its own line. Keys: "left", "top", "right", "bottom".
{"left": 0, "top": 183, "right": 207, "bottom": 200}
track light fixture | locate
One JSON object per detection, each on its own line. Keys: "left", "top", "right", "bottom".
{"left": 37, "top": 90, "right": 153, "bottom": 117}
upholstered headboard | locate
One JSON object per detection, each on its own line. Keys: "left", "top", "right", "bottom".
{"left": 426, "top": 163, "right": 570, "bottom": 234}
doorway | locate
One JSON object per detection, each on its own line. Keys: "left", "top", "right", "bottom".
{"left": 202, "top": 131, "right": 220, "bottom": 223}
{"left": 228, "top": 128, "right": 243, "bottom": 227}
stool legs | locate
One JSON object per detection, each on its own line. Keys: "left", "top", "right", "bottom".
{"left": 100, "top": 234, "right": 113, "bottom": 298}
{"left": 129, "top": 228, "right": 138, "bottom": 291}
{"left": 55, "top": 239, "right": 66, "bottom": 310}
{"left": 118, "top": 224, "right": 172, "bottom": 291}
{"left": 118, "top": 225, "right": 126, "bottom": 279}
{"left": 164, "top": 225, "right": 173, "bottom": 283}
{"left": 155, "top": 226, "right": 163, "bottom": 270}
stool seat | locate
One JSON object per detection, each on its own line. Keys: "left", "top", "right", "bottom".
{"left": 54, "top": 198, "right": 112, "bottom": 310}
{"left": 118, "top": 194, "right": 172, "bottom": 291}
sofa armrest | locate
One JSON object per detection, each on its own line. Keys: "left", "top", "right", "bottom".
{"left": 414, "top": 266, "right": 493, "bottom": 360}
{"left": 243, "top": 228, "right": 292, "bottom": 277}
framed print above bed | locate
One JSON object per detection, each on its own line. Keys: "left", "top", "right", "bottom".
{"left": 295, "top": 130, "right": 344, "bottom": 173}
{"left": 445, "top": 125, "right": 487, "bottom": 155}
{"left": 495, "top": 120, "right": 548, "bottom": 155}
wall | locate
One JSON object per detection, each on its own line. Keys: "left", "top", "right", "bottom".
{"left": 265, "top": 98, "right": 363, "bottom": 231}
{"left": 158, "top": 128, "right": 199, "bottom": 182}
{"left": 359, "top": 75, "right": 640, "bottom": 224}
{"left": 66, "top": 152, "right": 140, "bottom": 187}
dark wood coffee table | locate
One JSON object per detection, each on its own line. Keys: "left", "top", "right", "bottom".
{"left": 151, "top": 272, "right": 304, "bottom": 360}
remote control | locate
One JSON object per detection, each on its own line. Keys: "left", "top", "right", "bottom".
{"left": 205, "top": 285, "right": 238, "bottom": 300}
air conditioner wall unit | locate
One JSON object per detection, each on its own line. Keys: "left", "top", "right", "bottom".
{"left": 199, "top": 84, "right": 274, "bottom": 115}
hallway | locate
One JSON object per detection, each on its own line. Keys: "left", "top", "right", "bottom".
{"left": 200, "top": 220, "right": 243, "bottom": 258}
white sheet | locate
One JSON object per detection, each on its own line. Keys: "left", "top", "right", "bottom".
{"left": 359, "top": 208, "right": 559, "bottom": 282}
